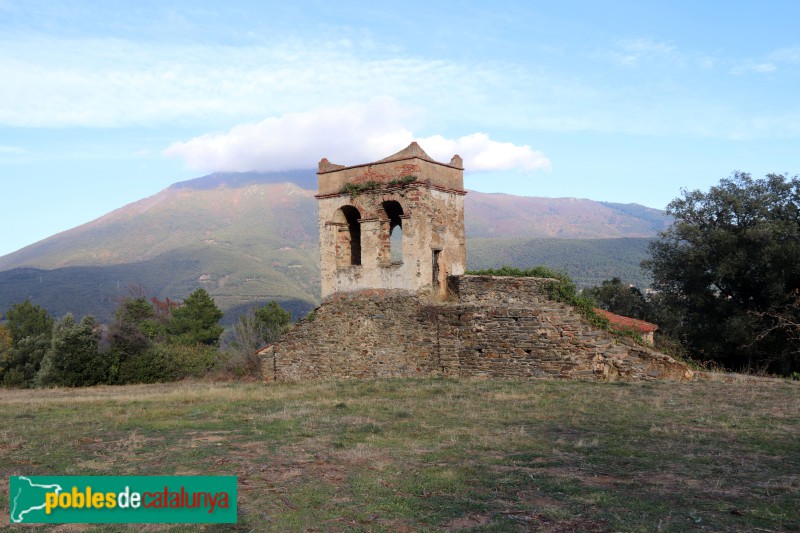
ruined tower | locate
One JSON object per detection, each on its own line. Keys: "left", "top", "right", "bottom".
{"left": 316, "top": 142, "right": 466, "bottom": 300}
{"left": 262, "top": 143, "right": 692, "bottom": 383}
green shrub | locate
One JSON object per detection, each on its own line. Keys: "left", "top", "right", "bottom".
{"left": 387, "top": 175, "right": 417, "bottom": 187}
{"left": 171, "top": 343, "right": 228, "bottom": 378}
{"left": 1, "top": 367, "right": 26, "bottom": 388}
{"left": 466, "top": 265, "right": 563, "bottom": 279}
{"left": 340, "top": 176, "right": 417, "bottom": 199}
{"left": 117, "top": 344, "right": 177, "bottom": 384}
{"left": 36, "top": 314, "right": 108, "bottom": 387}
{"left": 118, "top": 343, "right": 227, "bottom": 384}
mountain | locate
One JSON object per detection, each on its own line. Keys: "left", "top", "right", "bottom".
{"left": 169, "top": 170, "right": 319, "bottom": 191}
{"left": 0, "top": 171, "right": 668, "bottom": 323}
{"left": 0, "top": 172, "right": 321, "bottom": 324}
{"left": 465, "top": 193, "right": 669, "bottom": 239}
{"left": 0, "top": 173, "right": 319, "bottom": 271}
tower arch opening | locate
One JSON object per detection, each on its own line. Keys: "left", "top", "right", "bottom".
{"left": 316, "top": 142, "right": 466, "bottom": 299}
{"left": 334, "top": 205, "right": 362, "bottom": 266}
{"left": 382, "top": 200, "right": 404, "bottom": 264}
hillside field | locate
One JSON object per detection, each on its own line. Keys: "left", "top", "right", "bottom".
{"left": 1, "top": 378, "right": 798, "bottom": 532}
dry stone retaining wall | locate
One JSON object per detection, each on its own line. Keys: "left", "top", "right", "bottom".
{"left": 262, "top": 275, "right": 693, "bottom": 382}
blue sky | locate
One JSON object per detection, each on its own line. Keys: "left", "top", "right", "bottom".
{"left": 2, "top": 0, "right": 799, "bottom": 257}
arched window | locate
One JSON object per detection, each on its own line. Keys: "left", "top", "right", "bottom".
{"left": 382, "top": 200, "right": 404, "bottom": 264}
{"left": 334, "top": 205, "right": 361, "bottom": 266}
{"left": 390, "top": 225, "right": 403, "bottom": 263}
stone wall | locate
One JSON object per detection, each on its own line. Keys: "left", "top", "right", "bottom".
{"left": 262, "top": 276, "right": 693, "bottom": 383}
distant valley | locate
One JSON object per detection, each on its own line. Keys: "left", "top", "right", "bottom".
{"left": 0, "top": 171, "right": 667, "bottom": 323}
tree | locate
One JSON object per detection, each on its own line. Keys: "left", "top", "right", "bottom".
{"left": 2, "top": 301, "right": 54, "bottom": 387}
{"left": 0, "top": 323, "right": 13, "bottom": 385}
{"left": 150, "top": 296, "right": 179, "bottom": 322}
{"left": 228, "top": 301, "right": 292, "bottom": 375}
{"left": 583, "top": 278, "right": 650, "bottom": 320}
{"left": 255, "top": 301, "right": 292, "bottom": 344}
{"left": 230, "top": 309, "right": 264, "bottom": 354}
{"left": 106, "top": 296, "right": 162, "bottom": 383}
{"left": 643, "top": 172, "right": 800, "bottom": 374}
{"left": 167, "top": 288, "right": 224, "bottom": 346}
{"left": 6, "top": 300, "right": 53, "bottom": 345}
{"left": 6, "top": 335, "right": 51, "bottom": 387}
{"left": 37, "top": 314, "right": 107, "bottom": 387}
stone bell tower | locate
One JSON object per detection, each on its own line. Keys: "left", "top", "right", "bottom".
{"left": 316, "top": 142, "right": 466, "bottom": 300}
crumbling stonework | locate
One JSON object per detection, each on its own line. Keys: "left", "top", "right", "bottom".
{"left": 261, "top": 142, "right": 692, "bottom": 383}
{"left": 316, "top": 142, "right": 466, "bottom": 300}
{"left": 261, "top": 275, "right": 693, "bottom": 382}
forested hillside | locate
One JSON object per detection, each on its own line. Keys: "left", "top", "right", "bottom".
{"left": 467, "top": 237, "right": 652, "bottom": 288}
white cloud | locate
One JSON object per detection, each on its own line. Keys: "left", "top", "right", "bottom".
{"left": 605, "top": 38, "right": 681, "bottom": 67}
{"left": 0, "top": 32, "right": 565, "bottom": 134}
{"left": 731, "top": 46, "right": 800, "bottom": 75}
{"left": 1, "top": 31, "right": 796, "bottom": 141}
{"left": 0, "top": 145, "right": 26, "bottom": 154}
{"left": 752, "top": 63, "right": 777, "bottom": 73}
{"left": 769, "top": 47, "right": 800, "bottom": 65}
{"left": 730, "top": 62, "right": 777, "bottom": 75}
{"left": 416, "top": 133, "right": 550, "bottom": 172}
{"left": 164, "top": 100, "right": 550, "bottom": 174}
{"left": 602, "top": 39, "right": 719, "bottom": 71}
{"left": 0, "top": 32, "right": 707, "bottom": 137}
{"left": 0, "top": 35, "right": 469, "bottom": 128}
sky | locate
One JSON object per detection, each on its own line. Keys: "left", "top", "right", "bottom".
{"left": 1, "top": 0, "right": 799, "bottom": 257}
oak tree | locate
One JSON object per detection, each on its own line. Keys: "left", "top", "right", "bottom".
{"left": 644, "top": 172, "right": 800, "bottom": 374}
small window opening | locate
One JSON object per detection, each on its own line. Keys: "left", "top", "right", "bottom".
{"left": 336, "top": 205, "right": 361, "bottom": 266}
{"left": 390, "top": 224, "right": 403, "bottom": 263}
{"left": 432, "top": 249, "right": 441, "bottom": 291}
{"left": 382, "top": 200, "right": 404, "bottom": 264}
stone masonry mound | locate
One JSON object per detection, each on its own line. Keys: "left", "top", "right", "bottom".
{"left": 261, "top": 275, "right": 693, "bottom": 382}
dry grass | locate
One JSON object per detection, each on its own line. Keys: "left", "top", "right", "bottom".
{"left": 0, "top": 377, "right": 798, "bottom": 532}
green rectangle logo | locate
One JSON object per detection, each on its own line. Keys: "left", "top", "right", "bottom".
{"left": 9, "top": 476, "right": 237, "bottom": 524}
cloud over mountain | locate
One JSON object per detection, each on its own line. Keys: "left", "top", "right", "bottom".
{"left": 164, "top": 99, "right": 550, "bottom": 174}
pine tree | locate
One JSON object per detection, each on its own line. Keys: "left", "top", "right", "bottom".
{"left": 167, "top": 288, "right": 224, "bottom": 346}
{"left": 255, "top": 301, "right": 292, "bottom": 344}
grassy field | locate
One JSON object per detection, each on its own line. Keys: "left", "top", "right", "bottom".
{"left": 0, "top": 378, "right": 798, "bottom": 532}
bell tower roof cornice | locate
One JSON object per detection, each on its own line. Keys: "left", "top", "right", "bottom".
{"left": 318, "top": 142, "right": 463, "bottom": 174}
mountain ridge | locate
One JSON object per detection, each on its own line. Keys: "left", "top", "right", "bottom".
{"left": 0, "top": 171, "right": 668, "bottom": 269}
{"left": 0, "top": 170, "right": 668, "bottom": 323}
